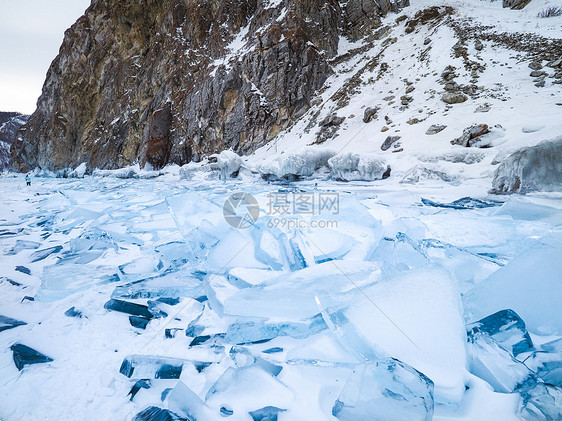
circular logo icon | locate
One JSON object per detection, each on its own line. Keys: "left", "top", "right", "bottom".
{"left": 223, "top": 192, "right": 260, "bottom": 229}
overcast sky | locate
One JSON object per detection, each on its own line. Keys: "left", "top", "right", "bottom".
{"left": 0, "top": 0, "right": 91, "bottom": 114}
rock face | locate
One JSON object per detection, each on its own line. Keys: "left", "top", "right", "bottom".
{"left": 490, "top": 137, "right": 562, "bottom": 194}
{"left": 0, "top": 112, "right": 29, "bottom": 171}
{"left": 12, "top": 0, "right": 408, "bottom": 172}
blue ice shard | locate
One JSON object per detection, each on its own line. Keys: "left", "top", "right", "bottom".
{"left": 468, "top": 309, "right": 533, "bottom": 357}
{"left": 129, "top": 379, "right": 151, "bottom": 400}
{"left": 132, "top": 406, "right": 189, "bottom": 421}
{"left": 29, "top": 245, "right": 63, "bottom": 262}
{"left": 0, "top": 315, "right": 26, "bottom": 332}
{"left": 332, "top": 360, "right": 434, "bottom": 421}
{"left": 119, "top": 355, "right": 185, "bottom": 379}
{"left": 64, "top": 307, "right": 83, "bottom": 318}
{"left": 249, "top": 406, "right": 286, "bottom": 421}
{"left": 11, "top": 343, "right": 53, "bottom": 371}
{"left": 104, "top": 299, "right": 154, "bottom": 319}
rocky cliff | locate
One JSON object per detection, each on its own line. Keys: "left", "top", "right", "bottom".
{"left": 12, "top": 0, "right": 408, "bottom": 172}
{"left": 0, "top": 112, "right": 29, "bottom": 171}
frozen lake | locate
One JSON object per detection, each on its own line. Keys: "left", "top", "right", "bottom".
{"left": 1, "top": 172, "right": 561, "bottom": 420}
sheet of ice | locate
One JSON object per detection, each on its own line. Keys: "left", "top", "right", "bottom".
{"left": 111, "top": 272, "right": 203, "bottom": 300}
{"left": 466, "top": 246, "right": 562, "bottom": 335}
{"left": 35, "top": 264, "right": 118, "bottom": 301}
{"left": 330, "top": 267, "right": 468, "bottom": 405}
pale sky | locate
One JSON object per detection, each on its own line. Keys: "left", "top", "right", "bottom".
{"left": 0, "top": 0, "right": 91, "bottom": 114}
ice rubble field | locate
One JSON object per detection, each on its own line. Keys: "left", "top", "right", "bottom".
{"left": 0, "top": 170, "right": 561, "bottom": 421}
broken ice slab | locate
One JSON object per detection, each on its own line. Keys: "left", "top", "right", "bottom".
{"left": 166, "top": 381, "right": 211, "bottom": 420}
{"left": 64, "top": 307, "right": 83, "bottom": 318}
{"left": 251, "top": 225, "right": 287, "bottom": 270}
{"left": 29, "top": 245, "right": 63, "bottom": 262}
{"left": 319, "top": 267, "right": 467, "bottom": 405}
{"left": 286, "top": 230, "right": 316, "bottom": 271}
{"left": 166, "top": 191, "right": 228, "bottom": 238}
{"left": 229, "top": 346, "right": 283, "bottom": 377}
{"left": 15, "top": 265, "right": 31, "bottom": 275}
{"left": 307, "top": 229, "right": 355, "bottom": 263}
{"left": 203, "top": 228, "right": 268, "bottom": 274}
{"left": 120, "top": 355, "right": 185, "bottom": 379}
{"left": 35, "top": 264, "right": 118, "bottom": 301}
{"left": 467, "top": 332, "right": 533, "bottom": 393}
{"left": 332, "top": 360, "right": 434, "bottom": 421}
{"left": 118, "top": 256, "right": 167, "bottom": 282}
{"left": 10, "top": 240, "right": 40, "bottom": 254}
{"left": 517, "top": 378, "right": 562, "bottom": 421}
{"left": 225, "top": 314, "right": 327, "bottom": 345}
{"left": 223, "top": 261, "right": 380, "bottom": 321}
{"left": 11, "top": 343, "right": 54, "bottom": 371}
{"left": 226, "top": 268, "right": 278, "bottom": 288}
{"left": 468, "top": 309, "right": 533, "bottom": 357}
{"left": 129, "top": 379, "right": 151, "bottom": 400}
{"left": 130, "top": 316, "right": 151, "bottom": 330}
{"left": 0, "top": 277, "right": 22, "bottom": 287}
{"left": 111, "top": 272, "right": 203, "bottom": 300}
{"left": 368, "top": 233, "right": 428, "bottom": 274}
{"left": 68, "top": 229, "right": 117, "bottom": 253}
{"left": 0, "top": 315, "right": 27, "bottom": 333}
{"left": 205, "top": 366, "right": 293, "bottom": 416}
{"left": 420, "top": 238, "right": 506, "bottom": 266}
{"left": 155, "top": 241, "right": 189, "bottom": 267}
{"left": 132, "top": 406, "right": 188, "bottom": 421}
{"left": 104, "top": 299, "right": 154, "bottom": 319}
{"left": 249, "top": 406, "right": 287, "bottom": 421}
{"left": 465, "top": 246, "right": 562, "bottom": 336}
{"left": 421, "top": 197, "right": 502, "bottom": 210}
{"left": 523, "top": 345, "right": 562, "bottom": 387}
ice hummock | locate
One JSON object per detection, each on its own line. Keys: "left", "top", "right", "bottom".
{"left": 257, "top": 148, "right": 336, "bottom": 180}
{"left": 491, "top": 136, "right": 562, "bottom": 194}
{"left": 328, "top": 152, "right": 390, "bottom": 181}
